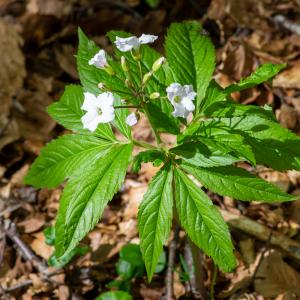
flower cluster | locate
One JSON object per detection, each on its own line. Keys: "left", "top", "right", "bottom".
{"left": 81, "top": 33, "right": 197, "bottom": 132}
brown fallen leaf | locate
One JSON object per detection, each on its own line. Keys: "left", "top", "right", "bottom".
{"left": 254, "top": 250, "right": 300, "bottom": 298}
{"left": 273, "top": 60, "right": 300, "bottom": 89}
{"left": 30, "top": 231, "right": 53, "bottom": 260}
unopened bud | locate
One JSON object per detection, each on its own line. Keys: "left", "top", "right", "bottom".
{"left": 131, "top": 49, "right": 141, "bottom": 61}
{"left": 104, "top": 65, "right": 115, "bottom": 76}
{"left": 121, "top": 56, "right": 129, "bottom": 72}
{"left": 125, "top": 78, "right": 132, "bottom": 87}
{"left": 98, "top": 82, "right": 105, "bottom": 89}
{"left": 150, "top": 92, "right": 160, "bottom": 99}
{"left": 152, "top": 57, "right": 165, "bottom": 72}
{"left": 142, "top": 72, "right": 152, "bottom": 85}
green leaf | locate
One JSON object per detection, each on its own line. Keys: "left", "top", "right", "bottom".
{"left": 171, "top": 140, "right": 242, "bottom": 168}
{"left": 48, "top": 85, "right": 116, "bottom": 141}
{"left": 182, "top": 163, "right": 294, "bottom": 202}
{"left": 199, "top": 80, "right": 226, "bottom": 113}
{"left": 180, "top": 112, "right": 300, "bottom": 171}
{"left": 43, "top": 226, "right": 56, "bottom": 246}
{"left": 96, "top": 291, "right": 133, "bottom": 300}
{"left": 55, "top": 143, "right": 132, "bottom": 258}
{"left": 203, "top": 101, "right": 275, "bottom": 120}
{"left": 120, "top": 244, "right": 144, "bottom": 268}
{"left": 138, "top": 165, "right": 173, "bottom": 281}
{"left": 174, "top": 168, "right": 236, "bottom": 272}
{"left": 132, "top": 149, "right": 164, "bottom": 173}
{"left": 165, "top": 21, "right": 215, "bottom": 114}
{"left": 154, "top": 251, "right": 166, "bottom": 273}
{"left": 25, "top": 134, "right": 114, "bottom": 188}
{"left": 225, "top": 63, "right": 286, "bottom": 94}
{"left": 144, "top": 0, "right": 160, "bottom": 8}
{"left": 48, "top": 246, "right": 89, "bottom": 268}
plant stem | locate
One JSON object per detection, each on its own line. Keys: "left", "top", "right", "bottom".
{"left": 132, "top": 139, "right": 156, "bottom": 150}
{"left": 114, "top": 105, "right": 141, "bottom": 109}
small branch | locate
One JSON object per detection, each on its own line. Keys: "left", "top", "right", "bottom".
{"left": 164, "top": 224, "right": 180, "bottom": 300}
{"left": 187, "top": 238, "right": 207, "bottom": 300}
{"left": 4, "top": 220, "right": 48, "bottom": 273}
{"left": 2, "top": 269, "right": 64, "bottom": 293}
{"left": 210, "top": 263, "right": 218, "bottom": 300}
{"left": 220, "top": 209, "right": 300, "bottom": 261}
{"left": 273, "top": 15, "right": 300, "bottom": 36}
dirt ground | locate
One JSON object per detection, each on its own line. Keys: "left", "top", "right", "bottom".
{"left": 1, "top": 0, "right": 300, "bottom": 299}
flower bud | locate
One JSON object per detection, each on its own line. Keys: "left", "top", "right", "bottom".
{"left": 121, "top": 56, "right": 129, "bottom": 72}
{"left": 125, "top": 78, "right": 132, "bottom": 87}
{"left": 150, "top": 92, "right": 160, "bottom": 99}
{"left": 142, "top": 72, "right": 152, "bottom": 85}
{"left": 104, "top": 65, "right": 115, "bottom": 76}
{"left": 98, "top": 82, "right": 105, "bottom": 90}
{"left": 152, "top": 57, "right": 165, "bottom": 72}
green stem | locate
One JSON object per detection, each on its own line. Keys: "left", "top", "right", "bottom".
{"left": 114, "top": 105, "right": 141, "bottom": 109}
{"left": 132, "top": 139, "right": 156, "bottom": 150}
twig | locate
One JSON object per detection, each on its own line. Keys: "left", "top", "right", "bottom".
{"left": 4, "top": 220, "right": 48, "bottom": 273}
{"left": 220, "top": 209, "right": 300, "bottom": 261}
{"left": 2, "top": 269, "right": 65, "bottom": 293}
{"left": 187, "top": 238, "right": 207, "bottom": 300}
{"left": 164, "top": 224, "right": 180, "bottom": 300}
{"left": 273, "top": 15, "right": 300, "bottom": 36}
{"left": 210, "top": 263, "right": 218, "bottom": 300}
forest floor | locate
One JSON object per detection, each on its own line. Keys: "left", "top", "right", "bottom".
{"left": 1, "top": 0, "right": 300, "bottom": 299}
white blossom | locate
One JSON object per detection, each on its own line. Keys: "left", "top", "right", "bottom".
{"left": 81, "top": 92, "right": 115, "bottom": 131}
{"left": 88, "top": 50, "right": 108, "bottom": 69}
{"left": 166, "top": 83, "right": 197, "bottom": 118}
{"left": 114, "top": 34, "right": 158, "bottom": 52}
{"left": 126, "top": 112, "right": 138, "bottom": 126}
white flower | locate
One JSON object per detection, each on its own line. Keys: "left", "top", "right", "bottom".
{"left": 81, "top": 92, "right": 115, "bottom": 131}
{"left": 114, "top": 34, "right": 158, "bottom": 52}
{"left": 126, "top": 112, "right": 138, "bottom": 126}
{"left": 88, "top": 50, "right": 108, "bottom": 69}
{"left": 166, "top": 83, "right": 197, "bottom": 118}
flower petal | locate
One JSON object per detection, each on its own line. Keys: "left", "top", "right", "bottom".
{"left": 81, "top": 110, "right": 101, "bottom": 131}
{"left": 126, "top": 113, "right": 138, "bottom": 126}
{"left": 115, "top": 36, "right": 139, "bottom": 52}
{"left": 88, "top": 49, "right": 108, "bottom": 69}
{"left": 81, "top": 92, "right": 98, "bottom": 111}
{"left": 99, "top": 111, "right": 115, "bottom": 123}
{"left": 96, "top": 92, "right": 115, "bottom": 108}
{"left": 138, "top": 34, "right": 158, "bottom": 44}
{"left": 182, "top": 97, "right": 195, "bottom": 112}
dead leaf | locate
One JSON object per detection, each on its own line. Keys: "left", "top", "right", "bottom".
{"left": 254, "top": 250, "right": 300, "bottom": 298}
{"left": 30, "top": 231, "right": 53, "bottom": 260}
{"left": 273, "top": 60, "right": 300, "bottom": 89}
